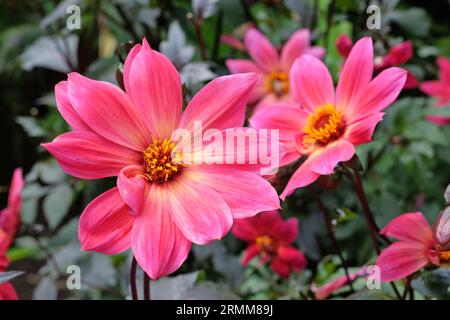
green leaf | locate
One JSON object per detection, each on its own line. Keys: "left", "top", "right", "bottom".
{"left": 43, "top": 184, "right": 74, "bottom": 229}
{"left": 411, "top": 269, "right": 450, "bottom": 299}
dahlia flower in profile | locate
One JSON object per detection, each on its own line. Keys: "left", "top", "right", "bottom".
{"left": 226, "top": 27, "right": 325, "bottom": 111}
{"left": 232, "top": 210, "right": 307, "bottom": 278}
{"left": 337, "top": 35, "right": 417, "bottom": 88}
{"left": 420, "top": 56, "right": 450, "bottom": 126}
{"left": 250, "top": 37, "right": 407, "bottom": 199}
{"left": 376, "top": 211, "right": 450, "bottom": 282}
{"left": 0, "top": 168, "right": 24, "bottom": 300}
{"left": 43, "top": 39, "right": 280, "bottom": 280}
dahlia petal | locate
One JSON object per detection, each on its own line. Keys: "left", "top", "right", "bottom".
{"left": 166, "top": 175, "right": 233, "bottom": 245}
{"left": 78, "top": 187, "right": 134, "bottom": 254}
{"left": 290, "top": 55, "right": 334, "bottom": 112}
{"left": 42, "top": 131, "right": 140, "bottom": 179}
{"left": 55, "top": 81, "right": 90, "bottom": 131}
{"left": 244, "top": 28, "right": 279, "bottom": 72}
{"left": 126, "top": 39, "right": 182, "bottom": 138}
{"left": 67, "top": 72, "right": 149, "bottom": 151}
{"left": 305, "top": 46, "right": 326, "bottom": 59}
{"left": 131, "top": 185, "right": 191, "bottom": 280}
{"left": 271, "top": 256, "right": 290, "bottom": 278}
{"left": 276, "top": 218, "right": 298, "bottom": 244}
{"left": 309, "top": 139, "right": 355, "bottom": 175}
{"left": 180, "top": 73, "right": 259, "bottom": 133}
{"left": 345, "top": 112, "right": 384, "bottom": 145}
{"left": 350, "top": 67, "right": 407, "bottom": 120}
{"left": 380, "top": 212, "right": 434, "bottom": 245}
{"left": 123, "top": 43, "right": 142, "bottom": 94}
{"left": 7, "top": 168, "right": 24, "bottom": 213}
{"left": 249, "top": 105, "right": 308, "bottom": 140}
{"left": 0, "top": 282, "right": 18, "bottom": 300}
{"left": 437, "top": 56, "right": 450, "bottom": 84}
{"left": 404, "top": 71, "right": 419, "bottom": 89}
{"left": 385, "top": 41, "right": 413, "bottom": 66}
{"left": 433, "top": 207, "right": 450, "bottom": 250}
{"left": 225, "top": 59, "right": 262, "bottom": 74}
{"left": 232, "top": 218, "right": 260, "bottom": 242}
{"left": 278, "top": 245, "right": 307, "bottom": 271}
{"left": 280, "top": 29, "right": 310, "bottom": 69}
{"left": 117, "top": 165, "right": 148, "bottom": 215}
{"left": 185, "top": 166, "right": 280, "bottom": 219}
{"left": 242, "top": 243, "right": 260, "bottom": 265}
{"left": 426, "top": 115, "right": 450, "bottom": 126}
{"left": 376, "top": 241, "right": 431, "bottom": 282}
{"left": 420, "top": 81, "right": 450, "bottom": 107}
{"left": 336, "top": 37, "right": 373, "bottom": 113}
{"left": 280, "top": 156, "right": 321, "bottom": 200}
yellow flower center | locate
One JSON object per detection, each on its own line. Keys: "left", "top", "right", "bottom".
{"left": 143, "top": 138, "right": 183, "bottom": 183}
{"left": 439, "top": 250, "right": 450, "bottom": 263}
{"left": 264, "top": 71, "right": 289, "bottom": 97}
{"left": 303, "top": 104, "right": 345, "bottom": 146}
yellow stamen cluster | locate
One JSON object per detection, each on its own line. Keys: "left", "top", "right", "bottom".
{"left": 439, "top": 250, "right": 450, "bottom": 263}
{"left": 264, "top": 71, "right": 290, "bottom": 96}
{"left": 303, "top": 104, "right": 345, "bottom": 146}
{"left": 143, "top": 138, "right": 183, "bottom": 183}
{"left": 255, "top": 235, "right": 273, "bottom": 251}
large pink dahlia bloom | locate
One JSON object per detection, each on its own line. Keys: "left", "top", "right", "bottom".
{"left": 43, "top": 39, "right": 280, "bottom": 280}
{"left": 226, "top": 27, "right": 325, "bottom": 112}
{"left": 250, "top": 37, "right": 407, "bottom": 199}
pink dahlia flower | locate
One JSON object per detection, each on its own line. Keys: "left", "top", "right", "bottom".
{"left": 250, "top": 37, "right": 407, "bottom": 199}
{"left": 226, "top": 27, "right": 325, "bottom": 112}
{"left": 337, "top": 35, "right": 417, "bottom": 89}
{"left": 421, "top": 57, "right": 450, "bottom": 125}
{"left": 43, "top": 39, "right": 280, "bottom": 280}
{"left": 376, "top": 211, "right": 450, "bottom": 282}
{"left": 0, "top": 168, "right": 24, "bottom": 300}
{"left": 232, "top": 210, "right": 307, "bottom": 278}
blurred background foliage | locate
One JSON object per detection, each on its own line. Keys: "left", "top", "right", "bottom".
{"left": 0, "top": 0, "right": 449, "bottom": 299}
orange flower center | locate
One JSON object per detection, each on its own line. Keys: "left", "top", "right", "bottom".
{"left": 303, "top": 104, "right": 345, "bottom": 146}
{"left": 143, "top": 138, "right": 183, "bottom": 183}
{"left": 264, "top": 71, "right": 289, "bottom": 97}
{"left": 255, "top": 235, "right": 278, "bottom": 256}
{"left": 439, "top": 250, "right": 450, "bottom": 263}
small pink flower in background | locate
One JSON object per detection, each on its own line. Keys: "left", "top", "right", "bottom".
{"left": 226, "top": 27, "right": 325, "bottom": 112}
{"left": 232, "top": 210, "right": 307, "bottom": 278}
{"left": 251, "top": 37, "right": 407, "bottom": 199}
{"left": 376, "top": 211, "right": 450, "bottom": 282}
{"left": 0, "top": 168, "right": 24, "bottom": 300}
{"left": 311, "top": 266, "right": 367, "bottom": 300}
{"left": 43, "top": 39, "right": 280, "bottom": 280}
{"left": 421, "top": 57, "right": 450, "bottom": 126}
{"left": 337, "top": 35, "right": 417, "bottom": 89}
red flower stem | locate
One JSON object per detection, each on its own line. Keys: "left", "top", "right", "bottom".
{"left": 351, "top": 169, "right": 382, "bottom": 253}
{"left": 190, "top": 11, "right": 207, "bottom": 61}
{"left": 348, "top": 167, "right": 402, "bottom": 299}
{"left": 144, "top": 272, "right": 151, "bottom": 300}
{"left": 313, "top": 192, "right": 354, "bottom": 292}
{"left": 130, "top": 256, "right": 138, "bottom": 300}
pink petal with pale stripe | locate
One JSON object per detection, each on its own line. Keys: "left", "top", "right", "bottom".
{"left": 79, "top": 187, "right": 134, "bottom": 254}
{"left": 290, "top": 55, "right": 335, "bottom": 112}
{"left": 244, "top": 28, "right": 279, "bottom": 72}
{"left": 131, "top": 184, "right": 191, "bottom": 280}
{"left": 42, "top": 131, "right": 140, "bottom": 179}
